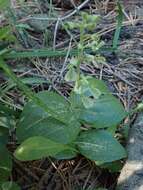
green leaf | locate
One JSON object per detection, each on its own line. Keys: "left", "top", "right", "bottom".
{"left": 72, "top": 77, "right": 110, "bottom": 99}
{"left": 17, "top": 91, "right": 80, "bottom": 143}
{"left": 80, "top": 95, "right": 127, "bottom": 128}
{"left": 73, "top": 77, "right": 107, "bottom": 100}
{"left": 0, "top": 181, "right": 20, "bottom": 190}
{"left": 81, "top": 12, "right": 100, "bottom": 31}
{"left": 20, "top": 91, "right": 77, "bottom": 123}
{"left": 81, "top": 12, "right": 100, "bottom": 23}
{"left": 17, "top": 117, "right": 80, "bottom": 144}
{"left": 54, "top": 144, "right": 77, "bottom": 160}
{"left": 69, "top": 91, "right": 83, "bottom": 109}
{"left": 69, "top": 57, "right": 79, "bottom": 67}
{"left": 14, "top": 136, "right": 74, "bottom": 161}
{"left": 74, "top": 79, "right": 90, "bottom": 96}
{"left": 65, "top": 67, "right": 77, "bottom": 82}
{"left": 70, "top": 77, "right": 126, "bottom": 128}
{"left": 77, "top": 130, "right": 126, "bottom": 163}
{"left": 82, "top": 77, "right": 110, "bottom": 95}
{"left": 0, "top": 143, "right": 12, "bottom": 181}
{"left": 54, "top": 149, "right": 77, "bottom": 160}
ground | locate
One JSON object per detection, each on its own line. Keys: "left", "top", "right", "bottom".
{"left": 1, "top": 0, "right": 143, "bottom": 189}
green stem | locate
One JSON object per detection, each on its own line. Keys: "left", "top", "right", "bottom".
{"left": 76, "top": 26, "right": 84, "bottom": 88}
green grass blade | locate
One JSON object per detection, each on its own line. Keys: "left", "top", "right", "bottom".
{"left": 112, "top": 2, "right": 124, "bottom": 50}
{"left": 5, "top": 46, "right": 116, "bottom": 59}
{"left": 6, "top": 49, "right": 78, "bottom": 59}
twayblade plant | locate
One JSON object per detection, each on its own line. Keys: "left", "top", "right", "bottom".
{"left": 0, "top": 8, "right": 128, "bottom": 189}
{"left": 14, "top": 12, "right": 127, "bottom": 164}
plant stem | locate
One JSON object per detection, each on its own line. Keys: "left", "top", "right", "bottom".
{"left": 76, "top": 26, "right": 84, "bottom": 88}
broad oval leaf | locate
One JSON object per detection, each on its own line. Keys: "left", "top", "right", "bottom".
{"left": 77, "top": 130, "right": 126, "bottom": 163}
{"left": 14, "top": 136, "right": 75, "bottom": 161}
{"left": 17, "top": 117, "right": 80, "bottom": 144}
{"left": 19, "top": 91, "right": 71, "bottom": 123}
{"left": 80, "top": 95, "right": 127, "bottom": 128}
{"left": 70, "top": 77, "right": 127, "bottom": 128}
{"left": 17, "top": 91, "right": 80, "bottom": 144}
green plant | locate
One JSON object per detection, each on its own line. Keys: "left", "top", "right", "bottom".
{"left": 13, "top": 12, "right": 127, "bottom": 163}
{"left": 0, "top": 9, "right": 128, "bottom": 188}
